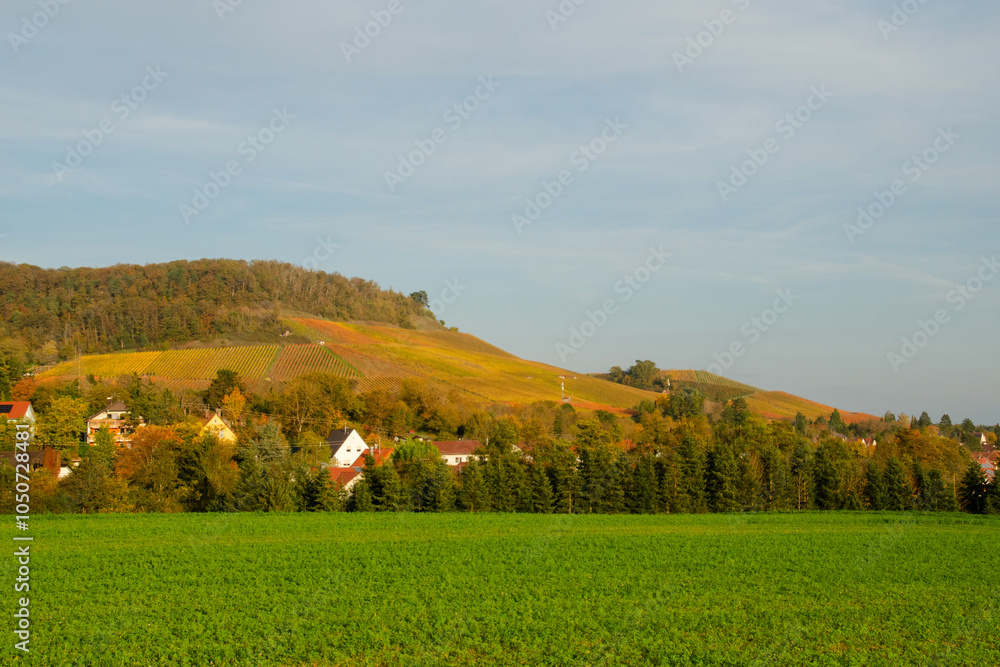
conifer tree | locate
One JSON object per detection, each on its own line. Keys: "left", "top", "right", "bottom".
{"left": 529, "top": 464, "right": 553, "bottom": 514}
{"left": 863, "top": 461, "right": 885, "bottom": 510}
{"left": 707, "top": 442, "right": 741, "bottom": 513}
{"left": 812, "top": 444, "right": 842, "bottom": 510}
{"left": 959, "top": 460, "right": 989, "bottom": 514}
{"left": 882, "top": 458, "right": 912, "bottom": 511}
{"left": 628, "top": 455, "right": 659, "bottom": 514}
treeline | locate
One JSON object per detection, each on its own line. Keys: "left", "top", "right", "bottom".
{"left": 3, "top": 372, "right": 997, "bottom": 516}
{"left": 0, "top": 259, "right": 429, "bottom": 360}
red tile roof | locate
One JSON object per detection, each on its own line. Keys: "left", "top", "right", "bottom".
{"left": 0, "top": 401, "right": 32, "bottom": 420}
{"left": 350, "top": 448, "right": 394, "bottom": 468}
{"left": 433, "top": 441, "right": 481, "bottom": 457}
{"left": 329, "top": 467, "right": 361, "bottom": 488}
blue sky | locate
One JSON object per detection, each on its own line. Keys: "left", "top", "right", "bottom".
{"left": 2, "top": 0, "right": 998, "bottom": 423}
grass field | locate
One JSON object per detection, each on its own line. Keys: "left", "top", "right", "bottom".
{"left": 5, "top": 513, "right": 998, "bottom": 666}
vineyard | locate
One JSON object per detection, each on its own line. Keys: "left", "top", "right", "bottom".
{"left": 38, "top": 343, "right": 359, "bottom": 390}
{"left": 270, "top": 344, "right": 359, "bottom": 381}
{"left": 34, "top": 317, "right": 877, "bottom": 418}
{"left": 143, "top": 346, "right": 279, "bottom": 379}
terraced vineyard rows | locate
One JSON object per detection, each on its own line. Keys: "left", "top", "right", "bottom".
{"left": 270, "top": 344, "right": 358, "bottom": 380}
{"left": 351, "top": 377, "right": 403, "bottom": 394}
{"left": 144, "top": 346, "right": 279, "bottom": 380}
{"left": 44, "top": 351, "right": 162, "bottom": 378}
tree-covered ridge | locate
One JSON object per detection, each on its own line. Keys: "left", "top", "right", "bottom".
{"left": 0, "top": 259, "right": 428, "bottom": 359}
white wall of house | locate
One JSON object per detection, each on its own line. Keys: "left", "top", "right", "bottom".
{"left": 332, "top": 431, "right": 369, "bottom": 467}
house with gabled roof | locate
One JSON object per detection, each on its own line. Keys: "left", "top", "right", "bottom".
{"left": 199, "top": 412, "right": 237, "bottom": 443}
{"left": 325, "top": 427, "right": 369, "bottom": 467}
{"left": 975, "top": 451, "right": 997, "bottom": 482}
{"left": 87, "top": 400, "right": 143, "bottom": 447}
{"left": 0, "top": 401, "right": 35, "bottom": 424}
{"left": 0, "top": 448, "right": 60, "bottom": 477}
{"left": 433, "top": 440, "right": 482, "bottom": 466}
{"left": 328, "top": 448, "right": 395, "bottom": 492}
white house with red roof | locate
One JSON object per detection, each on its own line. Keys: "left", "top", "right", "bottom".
{"left": 325, "top": 427, "right": 369, "bottom": 467}
{"left": 0, "top": 401, "right": 35, "bottom": 424}
{"left": 328, "top": 448, "right": 395, "bottom": 491}
{"left": 433, "top": 440, "right": 482, "bottom": 466}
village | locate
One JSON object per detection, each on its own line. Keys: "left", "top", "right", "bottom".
{"left": 0, "top": 397, "right": 498, "bottom": 494}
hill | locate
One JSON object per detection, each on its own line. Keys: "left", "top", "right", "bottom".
{"left": 38, "top": 318, "right": 657, "bottom": 411}
{"left": 37, "top": 315, "right": 877, "bottom": 420}
{"left": 0, "top": 259, "right": 429, "bottom": 356}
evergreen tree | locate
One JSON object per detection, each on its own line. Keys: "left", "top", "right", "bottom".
{"left": 231, "top": 454, "right": 266, "bottom": 512}
{"left": 529, "top": 464, "right": 553, "bottom": 514}
{"left": 911, "top": 462, "right": 933, "bottom": 511}
{"left": 926, "top": 469, "right": 958, "bottom": 512}
{"left": 456, "top": 459, "right": 492, "bottom": 512}
{"left": 90, "top": 425, "right": 118, "bottom": 472}
{"left": 959, "top": 460, "right": 989, "bottom": 514}
{"left": 793, "top": 412, "right": 807, "bottom": 435}
{"left": 882, "top": 458, "right": 912, "bottom": 511}
{"left": 366, "top": 457, "right": 403, "bottom": 512}
{"left": 349, "top": 479, "right": 374, "bottom": 512}
{"left": 601, "top": 453, "right": 628, "bottom": 514}
{"left": 707, "top": 442, "right": 741, "bottom": 513}
{"left": 790, "top": 442, "right": 813, "bottom": 510}
{"left": 759, "top": 446, "right": 792, "bottom": 510}
{"left": 938, "top": 414, "right": 953, "bottom": 435}
{"left": 628, "top": 455, "right": 659, "bottom": 514}
{"left": 812, "top": 444, "right": 842, "bottom": 510}
{"left": 863, "top": 461, "right": 886, "bottom": 510}
{"left": 674, "top": 434, "right": 707, "bottom": 513}
{"left": 829, "top": 410, "right": 847, "bottom": 435}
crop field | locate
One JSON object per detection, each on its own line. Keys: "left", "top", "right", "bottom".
{"left": 5, "top": 513, "right": 998, "bottom": 667}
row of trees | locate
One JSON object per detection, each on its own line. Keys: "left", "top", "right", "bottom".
{"left": 4, "top": 378, "right": 996, "bottom": 515}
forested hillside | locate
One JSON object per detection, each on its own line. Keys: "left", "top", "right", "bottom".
{"left": 0, "top": 260, "right": 428, "bottom": 360}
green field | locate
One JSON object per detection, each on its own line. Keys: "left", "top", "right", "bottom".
{"left": 5, "top": 513, "right": 998, "bottom": 666}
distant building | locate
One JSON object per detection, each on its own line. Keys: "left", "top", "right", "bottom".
{"left": 972, "top": 432, "right": 992, "bottom": 452}
{"left": 0, "top": 448, "right": 60, "bottom": 477}
{"left": 325, "top": 428, "right": 369, "bottom": 467}
{"left": 433, "top": 440, "right": 482, "bottom": 466}
{"left": 86, "top": 401, "right": 143, "bottom": 446}
{"left": 0, "top": 401, "right": 35, "bottom": 425}
{"left": 976, "top": 454, "right": 996, "bottom": 482}
{"left": 198, "top": 413, "right": 237, "bottom": 443}
{"left": 328, "top": 448, "right": 395, "bottom": 492}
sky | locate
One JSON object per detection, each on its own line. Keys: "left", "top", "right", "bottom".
{"left": 1, "top": 0, "right": 998, "bottom": 424}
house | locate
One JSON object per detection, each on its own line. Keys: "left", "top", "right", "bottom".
{"left": 433, "top": 440, "right": 482, "bottom": 466}
{"left": 198, "top": 413, "right": 237, "bottom": 443}
{"left": 0, "top": 401, "right": 35, "bottom": 425}
{"left": 86, "top": 400, "right": 143, "bottom": 446}
{"left": 325, "top": 428, "right": 369, "bottom": 467}
{"left": 972, "top": 432, "right": 993, "bottom": 452}
{"left": 328, "top": 448, "right": 395, "bottom": 492}
{"left": 976, "top": 454, "right": 996, "bottom": 482}
{"left": 0, "top": 448, "right": 60, "bottom": 477}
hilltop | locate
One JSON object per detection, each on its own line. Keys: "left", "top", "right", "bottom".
{"left": 0, "top": 259, "right": 430, "bottom": 356}
{"left": 5, "top": 259, "right": 878, "bottom": 420}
